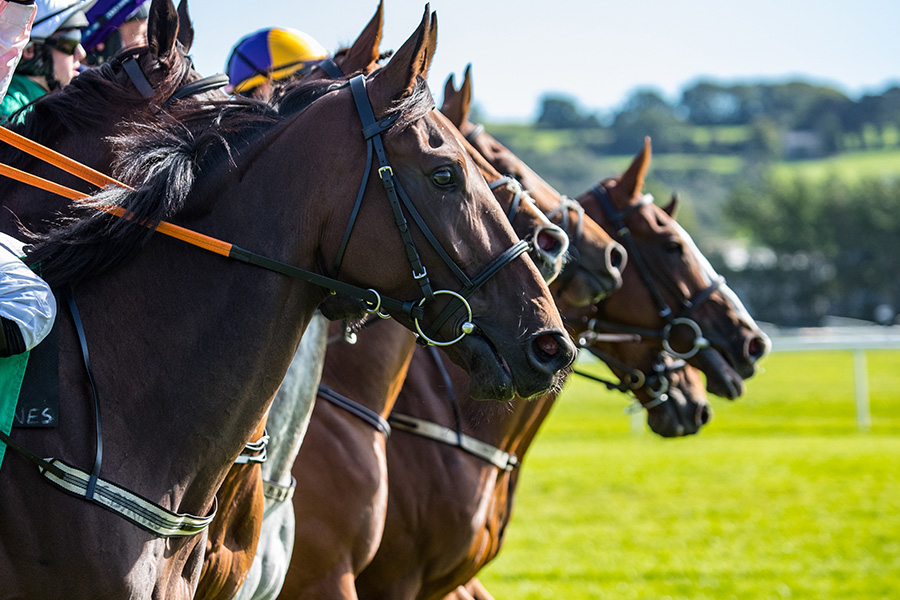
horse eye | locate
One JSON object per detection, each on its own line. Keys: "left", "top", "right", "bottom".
{"left": 664, "top": 240, "right": 683, "bottom": 254}
{"left": 432, "top": 168, "right": 455, "bottom": 188}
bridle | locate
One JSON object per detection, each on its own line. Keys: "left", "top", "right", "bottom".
{"left": 569, "top": 184, "right": 724, "bottom": 409}
{"left": 0, "top": 72, "right": 532, "bottom": 537}
{"left": 332, "top": 75, "right": 530, "bottom": 347}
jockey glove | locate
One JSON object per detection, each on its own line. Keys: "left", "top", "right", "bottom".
{"left": 0, "top": 316, "right": 25, "bottom": 357}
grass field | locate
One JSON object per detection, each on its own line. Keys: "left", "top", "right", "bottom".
{"left": 477, "top": 349, "right": 900, "bottom": 599}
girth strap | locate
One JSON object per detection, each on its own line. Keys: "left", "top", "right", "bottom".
{"left": 317, "top": 384, "right": 391, "bottom": 437}
{"left": 39, "top": 458, "right": 217, "bottom": 537}
{"left": 387, "top": 413, "right": 518, "bottom": 472}
{"left": 262, "top": 476, "right": 296, "bottom": 504}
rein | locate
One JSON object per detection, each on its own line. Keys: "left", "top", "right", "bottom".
{"left": 0, "top": 72, "right": 531, "bottom": 536}
{"left": 564, "top": 185, "right": 724, "bottom": 411}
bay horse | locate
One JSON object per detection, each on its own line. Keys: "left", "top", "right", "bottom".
{"left": 0, "top": 8, "right": 575, "bottom": 600}
{"left": 354, "top": 80, "right": 770, "bottom": 600}
{"left": 0, "top": 1, "right": 273, "bottom": 597}
{"left": 271, "top": 68, "right": 627, "bottom": 600}
{"left": 442, "top": 67, "right": 714, "bottom": 437}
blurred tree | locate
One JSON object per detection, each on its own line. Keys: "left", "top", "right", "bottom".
{"left": 536, "top": 94, "right": 599, "bottom": 128}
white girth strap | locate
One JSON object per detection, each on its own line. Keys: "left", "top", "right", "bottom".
{"left": 262, "top": 476, "right": 296, "bottom": 504}
{"left": 388, "top": 413, "right": 518, "bottom": 472}
{"left": 40, "top": 458, "right": 217, "bottom": 537}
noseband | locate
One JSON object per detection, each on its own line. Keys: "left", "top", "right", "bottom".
{"left": 330, "top": 75, "right": 530, "bottom": 346}
{"left": 570, "top": 185, "right": 724, "bottom": 409}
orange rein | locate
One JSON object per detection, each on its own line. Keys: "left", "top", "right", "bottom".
{"left": 0, "top": 126, "right": 233, "bottom": 257}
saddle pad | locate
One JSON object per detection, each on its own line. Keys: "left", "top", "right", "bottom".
{"left": 0, "top": 351, "right": 29, "bottom": 470}
{"left": 13, "top": 318, "right": 59, "bottom": 428}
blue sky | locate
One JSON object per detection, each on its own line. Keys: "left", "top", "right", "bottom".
{"left": 183, "top": 0, "right": 900, "bottom": 122}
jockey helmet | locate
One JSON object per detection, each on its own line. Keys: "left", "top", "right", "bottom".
{"left": 226, "top": 27, "right": 329, "bottom": 94}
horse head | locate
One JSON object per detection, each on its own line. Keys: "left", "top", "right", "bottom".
{"left": 314, "top": 8, "right": 574, "bottom": 400}
{"left": 441, "top": 65, "right": 626, "bottom": 307}
{"left": 572, "top": 138, "right": 770, "bottom": 435}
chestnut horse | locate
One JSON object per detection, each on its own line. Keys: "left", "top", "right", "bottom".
{"left": 0, "top": 9, "right": 574, "bottom": 600}
{"left": 273, "top": 119, "right": 615, "bottom": 599}
{"left": 354, "top": 74, "right": 769, "bottom": 600}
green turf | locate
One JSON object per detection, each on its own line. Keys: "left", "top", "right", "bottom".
{"left": 476, "top": 350, "right": 900, "bottom": 599}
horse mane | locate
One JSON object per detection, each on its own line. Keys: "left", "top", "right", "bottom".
{"left": 25, "top": 74, "right": 435, "bottom": 287}
{"left": 1, "top": 46, "right": 190, "bottom": 152}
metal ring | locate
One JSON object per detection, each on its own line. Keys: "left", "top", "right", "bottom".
{"left": 364, "top": 289, "right": 382, "bottom": 315}
{"left": 413, "top": 290, "right": 474, "bottom": 347}
{"left": 662, "top": 317, "right": 708, "bottom": 359}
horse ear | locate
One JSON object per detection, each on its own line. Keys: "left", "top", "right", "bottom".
{"left": 663, "top": 192, "right": 679, "bottom": 218}
{"left": 620, "top": 136, "right": 652, "bottom": 197}
{"left": 339, "top": 0, "right": 384, "bottom": 75}
{"left": 441, "top": 73, "right": 462, "bottom": 126}
{"left": 441, "top": 64, "right": 473, "bottom": 128}
{"left": 367, "top": 5, "right": 434, "bottom": 111}
{"left": 176, "top": 0, "right": 194, "bottom": 52}
{"left": 147, "top": 0, "right": 180, "bottom": 63}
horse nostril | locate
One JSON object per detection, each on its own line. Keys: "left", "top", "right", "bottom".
{"left": 536, "top": 332, "right": 560, "bottom": 357}
{"left": 698, "top": 404, "right": 712, "bottom": 426}
{"left": 746, "top": 335, "right": 769, "bottom": 361}
{"left": 527, "top": 331, "right": 576, "bottom": 373}
{"left": 535, "top": 226, "right": 569, "bottom": 259}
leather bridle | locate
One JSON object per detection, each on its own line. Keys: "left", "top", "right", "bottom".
{"left": 333, "top": 75, "right": 530, "bottom": 347}
{"left": 570, "top": 185, "right": 725, "bottom": 409}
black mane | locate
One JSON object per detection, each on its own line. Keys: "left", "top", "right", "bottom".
{"left": 25, "top": 73, "right": 436, "bottom": 287}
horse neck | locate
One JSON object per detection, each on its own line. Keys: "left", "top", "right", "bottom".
{"left": 260, "top": 312, "right": 330, "bottom": 484}
{"left": 319, "top": 319, "right": 418, "bottom": 419}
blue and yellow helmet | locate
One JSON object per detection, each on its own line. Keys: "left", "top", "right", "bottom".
{"left": 225, "top": 27, "right": 329, "bottom": 94}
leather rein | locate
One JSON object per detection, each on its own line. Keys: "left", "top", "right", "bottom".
{"left": 0, "top": 73, "right": 527, "bottom": 536}
{"left": 569, "top": 185, "right": 724, "bottom": 410}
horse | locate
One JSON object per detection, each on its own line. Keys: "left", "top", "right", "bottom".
{"left": 228, "top": 9, "right": 611, "bottom": 598}
{"left": 200, "top": 5, "right": 394, "bottom": 599}
{"left": 441, "top": 67, "right": 716, "bottom": 437}
{"left": 0, "top": 2, "right": 276, "bottom": 598}
{"left": 0, "top": 8, "right": 575, "bottom": 599}
{"left": 354, "top": 77, "right": 770, "bottom": 600}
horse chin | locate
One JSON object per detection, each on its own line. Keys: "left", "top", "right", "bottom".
{"left": 555, "top": 269, "right": 616, "bottom": 308}
{"left": 645, "top": 388, "right": 711, "bottom": 438}
{"left": 694, "top": 347, "right": 746, "bottom": 400}
{"left": 445, "top": 333, "right": 517, "bottom": 401}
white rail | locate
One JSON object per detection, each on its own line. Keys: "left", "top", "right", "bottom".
{"left": 765, "top": 325, "right": 900, "bottom": 431}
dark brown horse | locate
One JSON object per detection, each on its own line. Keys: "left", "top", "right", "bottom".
{"left": 0, "top": 9, "right": 574, "bottom": 600}
{"left": 0, "top": 2, "right": 273, "bottom": 598}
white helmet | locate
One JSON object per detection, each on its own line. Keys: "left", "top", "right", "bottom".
{"left": 31, "top": 0, "right": 91, "bottom": 40}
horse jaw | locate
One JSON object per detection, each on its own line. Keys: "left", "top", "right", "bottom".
{"left": 694, "top": 346, "right": 746, "bottom": 400}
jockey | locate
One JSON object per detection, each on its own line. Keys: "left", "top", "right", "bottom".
{"left": 225, "top": 27, "right": 330, "bottom": 100}
{"left": 0, "top": 0, "right": 88, "bottom": 120}
{"left": 84, "top": 0, "right": 149, "bottom": 67}
{"left": 0, "top": 0, "right": 56, "bottom": 357}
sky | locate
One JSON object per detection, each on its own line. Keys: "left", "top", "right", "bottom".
{"left": 182, "top": 0, "right": 900, "bottom": 123}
